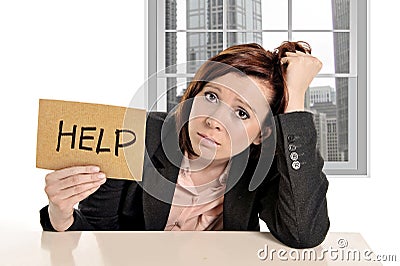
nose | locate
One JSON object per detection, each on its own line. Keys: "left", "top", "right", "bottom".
{"left": 204, "top": 102, "right": 231, "bottom": 131}
{"left": 205, "top": 116, "right": 222, "bottom": 130}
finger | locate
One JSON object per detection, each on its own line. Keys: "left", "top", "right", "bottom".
{"left": 302, "top": 50, "right": 311, "bottom": 55}
{"left": 60, "top": 172, "right": 106, "bottom": 189}
{"left": 295, "top": 50, "right": 307, "bottom": 55}
{"left": 280, "top": 57, "right": 290, "bottom": 65}
{"left": 64, "top": 184, "right": 104, "bottom": 206}
{"left": 46, "top": 172, "right": 106, "bottom": 195}
{"left": 284, "top": 52, "right": 299, "bottom": 57}
{"left": 285, "top": 51, "right": 309, "bottom": 57}
{"left": 47, "top": 165, "right": 101, "bottom": 182}
{"left": 56, "top": 178, "right": 106, "bottom": 200}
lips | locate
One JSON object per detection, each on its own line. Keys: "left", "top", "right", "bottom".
{"left": 197, "top": 132, "right": 221, "bottom": 145}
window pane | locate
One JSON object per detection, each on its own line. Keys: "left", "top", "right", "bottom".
{"left": 227, "top": 0, "right": 286, "bottom": 30}
{"left": 166, "top": 0, "right": 224, "bottom": 30}
{"left": 331, "top": 0, "right": 350, "bottom": 30}
{"left": 333, "top": 77, "right": 350, "bottom": 162}
{"left": 227, "top": 0, "right": 259, "bottom": 30}
{"left": 226, "top": 32, "right": 263, "bottom": 46}
{"left": 305, "top": 77, "right": 349, "bottom": 162}
{"left": 332, "top": 32, "right": 350, "bottom": 73}
{"left": 226, "top": 32, "right": 288, "bottom": 51}
{"left": 165, "top": 32, "right": 223, "bottom": 74}
{"left": 261, "top": 0, "right": 288, "bottom": 30}
{"left": 166, "top": 77, "right": 193, "bottom": 111}
{"left": 292, "top": 32, "right": 349, "bottom": 74}
{"left": 165, "top": 32, "right": 179, "bottom": 73}
{"left": 165, "top": 0, "right": 181, "bottom": 30}
{"left": 187, "top": 0, "right": 211, "bottom": 30}
{"left": 293, "top": 0, "right": 349, "bottom": 30}
{"left": 262, "top": 32, "right": 289, "bottom": 51}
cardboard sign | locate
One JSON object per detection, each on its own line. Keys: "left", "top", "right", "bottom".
{"left": 36, "top": 99, "right": 146, "bottom": 181}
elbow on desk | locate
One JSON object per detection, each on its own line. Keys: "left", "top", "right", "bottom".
{"left": 279, "top": 220, "right": 330, "bottom": 249}
{"left": 284, "top": 233, "right": 327, "bottom": 249}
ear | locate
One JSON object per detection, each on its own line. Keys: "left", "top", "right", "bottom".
{"left": 252, "top": 127, "right": 272, "bottom": 145}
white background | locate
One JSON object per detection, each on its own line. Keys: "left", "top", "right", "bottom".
{"left": 0, "top": 0, "right": 398, "bottom": 265}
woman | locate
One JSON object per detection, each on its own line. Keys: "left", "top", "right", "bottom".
{"left": 40, "top": 41, "right": 329, "bottom": 249}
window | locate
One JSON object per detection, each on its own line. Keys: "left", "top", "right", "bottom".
{"left": 146, "top": 0, "right": 369, "bottom": 176}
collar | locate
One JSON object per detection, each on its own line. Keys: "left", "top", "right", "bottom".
{"left": 179, "top": 152, "right": 232, "bottom": 188}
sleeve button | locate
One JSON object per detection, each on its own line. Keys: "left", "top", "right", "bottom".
{"left": 287, "top": 135, "right": 295, "bottom": 143}
{"left": 290, "top": 152, "right": 299, "bottom": 161}
{"left": 292, "top": 161, "right": 301, "bottom": 170}
{"left": 288, "top": 144, "right": 297, "bottom": 151}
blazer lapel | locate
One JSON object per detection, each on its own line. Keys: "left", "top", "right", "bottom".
{"left": 223, "top": 149, "right": 256, "bottom": 230}
{"left": 142, "top": 114, "right": 182, "bottom": 230}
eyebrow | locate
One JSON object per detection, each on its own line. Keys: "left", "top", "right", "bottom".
{"left": 204, "top": 84, "right": 257, "bottom": 114}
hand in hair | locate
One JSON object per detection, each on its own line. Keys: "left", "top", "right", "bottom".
{"left": 280, "top": 50, "right": 322, "bottom": 113}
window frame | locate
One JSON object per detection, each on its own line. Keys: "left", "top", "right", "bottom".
{"left": 145, "top": 0, "right": 369, "bottom": 177}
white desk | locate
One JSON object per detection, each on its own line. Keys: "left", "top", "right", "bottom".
{"left": 0, "top": 231, "right": 382, "bottom": 265}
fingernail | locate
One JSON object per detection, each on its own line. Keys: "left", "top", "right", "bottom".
{"left": 91, "top": 166, "right": 101, "bottom": 172}
{"left": 98, "top": 173, "right": 106, "bottom": 179}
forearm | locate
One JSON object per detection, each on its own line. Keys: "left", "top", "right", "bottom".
{"left": 40, "top": 179, "right": 131, "bottom": 231}
{"left": 48, "top": 202, "right": 74, "bottom": 231}
{"left": 40, "top": 205, "right": 95, "bottom": 231}
{"left": 284, "top": 91, "right": 305, "bottom": 113}
{"left": 260, "top": 112, "right": 329, "bottom": 248}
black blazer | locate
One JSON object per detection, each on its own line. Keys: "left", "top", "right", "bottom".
{"left": 40, "top": 111, "right": 329, "bottom": 249}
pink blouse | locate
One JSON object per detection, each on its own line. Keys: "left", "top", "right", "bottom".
{"left": 164, "top": 156, "right": 231, "bottom": 231}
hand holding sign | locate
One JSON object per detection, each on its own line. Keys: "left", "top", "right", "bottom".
{"left": 45, "top": 165, "right": 106, "bottom": 231}
{"left": 36, "top": 99, "right": 146, "bottom": 180}
{"left": 36, "top": 99, "right": 147, "bottom": 231}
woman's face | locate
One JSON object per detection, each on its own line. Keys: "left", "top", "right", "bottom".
{"left": 188, "top": 72, "right": 273, "bottom": 162}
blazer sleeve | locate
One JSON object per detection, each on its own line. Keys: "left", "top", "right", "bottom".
{"left": 40, "top": 179, "right": 135, "bottom": 231}
{"left": 257, "top": 111, "right": 330, "bottom": 249}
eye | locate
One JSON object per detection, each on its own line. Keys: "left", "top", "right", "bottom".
{"left": 204, "top": 91, "right": 218, "bottom": 103}
{"left": 235, "top": 108, "right": 250, "bottom": 120}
